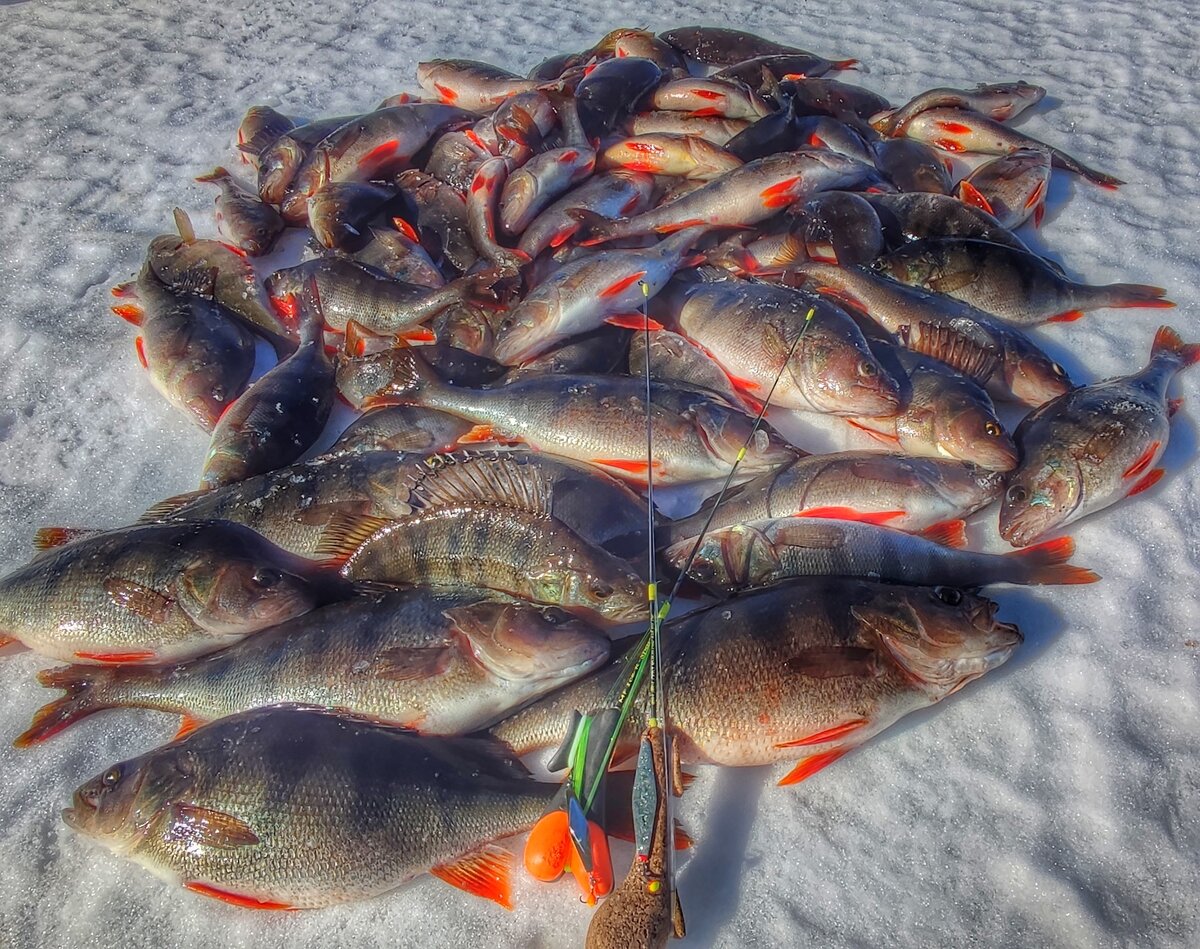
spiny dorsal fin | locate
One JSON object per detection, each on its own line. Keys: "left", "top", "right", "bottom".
{"left": 408, "top": 453, "right": 552, "bottom": 517}
{"left": 910, "top": 322, "right": 998, "bottom": 383}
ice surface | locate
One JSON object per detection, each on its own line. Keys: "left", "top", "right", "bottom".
{"left": 0, "top": 1, "right": 1198, "bottom": 947}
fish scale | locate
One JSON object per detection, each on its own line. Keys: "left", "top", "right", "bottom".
{"left": 17, "top": 590, "right": 611, "bottom": 745}
{"left": 491, "top": 578, "right": 1022, "bottom": 777}
{"left": 64, "top": 708, "right": 556, "bottom": 909}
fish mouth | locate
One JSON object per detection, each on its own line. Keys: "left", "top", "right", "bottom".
{"left": 62, "top": 789, "right": 96, "bottom": 834}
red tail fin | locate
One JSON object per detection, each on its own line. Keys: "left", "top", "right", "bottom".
{"left": 1005, "top": 536, "right": 1100, "bottom": 585}
{"left": 14, "top": 665, "right": 115, "bottom": 747}
{"left": 1152, "top": 325, "right": 1200, "bottom": 367}
{"left": 1101, "top": 284, "right": 1174, "bottom": 310}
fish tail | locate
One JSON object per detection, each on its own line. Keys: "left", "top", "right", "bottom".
{"left": 1151, "top": 325, "right": 1200, "bottom": 370}
{"left": 194, "top": 166, "right": 232, "bottom": 184}
{"left": 1005, "top": 536, "right": 1100, "bottom": 586}
{"left": 1093, "top": 283, "right": 1175, "bottom": 311}
{"left": 1049, "top": 148, "right": 1124, "bottom": 189}
{"left": 14, "top": 665, "right": 118, "bottom": 747}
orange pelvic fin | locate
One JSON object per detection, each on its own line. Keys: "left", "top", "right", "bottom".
{"left": 778, "top": 748, "right": 848, "bottom": 786}
{"left": 1123, "top": 441, "right": 1161, "bottom": 479}
{"left": 431, "top": 844, "right": 514, "bottom": 910}
{"left": 184, "top": 881, "right": 294, "bottom": 911}
{"left": 775, "top": 718, "right": 868, "bottom": 749}
{"left": 73, "top": 650, "right": 156, "bottom": 664}
{"left": 796, "top": 506, "right": 905, "bottom": 526}
{"left": 599, "top": 270, "right": 648, "bottom": 298}
{"left": 1126, "top": 467, "right": 1164, "bottom": 498}
{"left": 174, "top": 714, "right": 205, "bottom": 741}
{"left": 604, "top": 313, "right": 663, "bottom": 331}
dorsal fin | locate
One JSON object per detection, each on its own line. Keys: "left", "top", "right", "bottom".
{"left": 315, "top": 513, "right": 393, "bottom": 566}
{"left": 138, "top": 488, "right": 210, "bottom": 523}
{"left": 172, "top": 207, "right": 196, "bottom": 244}
{"left": 909, "top": 322, "right": 999, "bottom": 383}
{"left": 408, "top": 453, "right": 552, "bottom": 517}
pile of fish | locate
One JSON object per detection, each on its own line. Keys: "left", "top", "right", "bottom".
{"left": 3, "top": 23, "right": 1194, "bottom": 944}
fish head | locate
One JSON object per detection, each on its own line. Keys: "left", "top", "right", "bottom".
{"left": 146, "top": 234, "right": 188, "bottom": 277}
{"left": 1002, "top": 337, "right": 1073, "bottom": 406}
{"left": 940, "top": 463, "right": 1007, "bottom": 512}
{"left": 174, "top": 552, "right": 320, "bottom": 636}
{"left": 306, "top": 191, "right": 346, "bottom": 249}
{"left": 851, "top": 584, "right": 1022, "bottom": 697}
{"left": 665, "top": 524, "right": 769, "bottom": 592}
{"left": 871, "top": 248, "right": 931, "bottom": 287}
{"left": 527, "top": 546, "right": 647, "bottom": 626}
{"left": 335, "top": 348, "right": 411, "bottom": 408}
{"left": 687, "top": 401, "right": 798, "bottom": 473}
{"left": 998, "top": 454, "right": 1082, "bottom": 547}
{"left": 445, "top": 601, "right": 611, "bottom": 684}
{"left": 435, "top": 303, "right": 497, "bottom": 357}
{"left": 258, "top": 137, "right": 306, "bottom": 205}
{"left": 925, "top": 385, "right": 1018, "bottom": 471}
{"left": 498, "top": 170, "right": 536, "bottom": 230}
{"left": 64, "top": 745, "right": 196, "bottom": 854}
{"left": 793, "top": 316, "right": 902, "bottom": 417}
{"left": 490, "top": 299, "right": 559, "bottom": 366}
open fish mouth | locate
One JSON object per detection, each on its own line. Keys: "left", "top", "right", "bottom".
{"left": 61, "top": 790, "right": 95, "bottom": 832}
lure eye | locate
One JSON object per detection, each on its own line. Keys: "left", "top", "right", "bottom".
{"left": 1007, "top": 485, "right": 1029, "bottom": 504}
{"left": 984, "top": 421, "right": 1002, "bottom": 437}
{"left": 934, "top": 586, "right": 962, "bottom": 606}
{"left": 101, "top": 767, "right": 121, "bottom": 789}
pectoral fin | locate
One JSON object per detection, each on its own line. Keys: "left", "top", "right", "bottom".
{"left": 104, "top": 578, "right": 174, "bottom": 624}
{"left": 166, "top": 803, "right": 261, "bottom": 850}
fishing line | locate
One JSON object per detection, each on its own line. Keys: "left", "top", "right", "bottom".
{"left": 573, "top": 301, "right": 816, "bottom": 814}
{"left": 661, "top": 304, "right": 816, "bottom": 610}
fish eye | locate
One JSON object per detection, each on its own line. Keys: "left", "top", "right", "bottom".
{"left": 102, "top": 767, "right": 121, "bottom": 789}
{"left": 211, "top": 384, "right": 226, "bottom": 402}
{"left": 591, "top": 583, "right": 614, "bottom": 600}
{"left": 1007, "top": 485, "right": 1029, "bottom": 504}
{"left": 540, "top": 607, "right": 571, "bottom": 625}
{"left": 934, "top": 586, "right": 962, "bottom": 606}
{"left": 1051, "top": 363, "right": 1066, "bottom": 377}
{"left": 251, "top": 568, "right": 283, "bottom": 589}
{"left": 857, "top": 359, "right": 877, "bottom": 378}
{"left": 984, "top": 421, "right": 1002, "bottom": 437}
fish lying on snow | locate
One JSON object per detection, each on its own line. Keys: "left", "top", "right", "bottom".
{"left": 63, "top": 706, "right": 559, "bottom": 909}
{"left": 0, "top": 522, "right": 349, "bottom": 664}
{"left": 490, "top": 578, "right": 1022, "bottom": 784}
{"left": 1000, "top": 326, "right": 1199, "bottom": 546}
{"left": 18, "top": 589, "right": 610, "bottom": 746}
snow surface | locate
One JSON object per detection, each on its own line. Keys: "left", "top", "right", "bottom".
{"left": 0, "top": 1, "right": 1198, "bottom": 947}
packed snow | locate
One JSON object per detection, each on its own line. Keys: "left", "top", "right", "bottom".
{"left": 0, "top": 1, "right": 1197, "bottom": 947}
